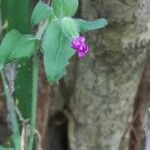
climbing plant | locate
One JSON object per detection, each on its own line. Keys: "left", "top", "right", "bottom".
{"left": 0, "top": 0, "right": 107, "bottom": 149}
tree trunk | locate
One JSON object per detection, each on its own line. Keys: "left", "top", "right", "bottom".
{"left": 67, "top": 0, "right": 150, "bottom": 150}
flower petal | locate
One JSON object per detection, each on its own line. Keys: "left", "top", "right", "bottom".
{"left": 71, "top": 36, "right": 89, "bottom": 58}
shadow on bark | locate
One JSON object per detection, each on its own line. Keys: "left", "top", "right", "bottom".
{"left": 129, "top": 52, "right": 150, "bottom": 150}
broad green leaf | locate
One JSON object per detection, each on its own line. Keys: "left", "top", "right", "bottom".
{"left": 15, "top": 58, "right": 32, "bottom": 119}
{"left": 42, "top": 20, "right": 75, "bottom": 83}
{"left": 0, "top": 30, "right": 36, "bottom": 64}
{"left": 75, "top": 18, "right": 108, "bottom": 33}
{"left": 1, "top": 0, "right": 30, "bottom": 33}
{"left": 52, "top": 0, "right": 78, "bottom": 17}
{"left": 31, "top": 1, "right": 55, "bottom": 25}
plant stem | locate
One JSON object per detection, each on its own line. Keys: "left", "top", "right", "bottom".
{"left": 35, "top": 21, "right": 48, "bottom": 40}
{"left": 0, "top": 69, "right": 20, "bottom": 150}
{"left": 28, "top": 55, "right": 39, "bottom": 150}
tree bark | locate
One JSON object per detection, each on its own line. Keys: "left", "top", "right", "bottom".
{"left": 67, "top": 0, "right": 150, "bottom": 150}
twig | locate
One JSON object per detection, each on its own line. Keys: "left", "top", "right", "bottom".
{"left": 35, "top": 129, "right": 43, "bottom": 150}
{"left": 14, "top": 102, "right": 26, "bottom": 122}
{"left": 21, "top": 122, "right": 29, "bottom": 150}
{"left": 119, "top": 104, "right": 145, "bottom": 150}
{"left": 0, "top": 69, "right": 20, "bottom": 150}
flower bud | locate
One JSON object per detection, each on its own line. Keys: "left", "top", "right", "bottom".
{"left": 62, "top": 17, "right": 79, "bottom": 38}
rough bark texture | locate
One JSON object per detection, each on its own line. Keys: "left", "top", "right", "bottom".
{"left": 67, "top": 0, "right": 150, "bottom": 150}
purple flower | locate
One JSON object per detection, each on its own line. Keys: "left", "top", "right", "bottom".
{"left": 71, "top": 36, "right": 89, "bottom": 58}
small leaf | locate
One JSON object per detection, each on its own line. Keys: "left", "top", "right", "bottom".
{"left": 0, "top": 30, "right": 36, "bottom": 64}
{"left": 31, "top": 1, "right": 55, "bottom": 25}
{"left": 52, "top": 0, "right": 78, "bottom": 17}
{"left": 75, "top": 18, "right": 108, "bottom": 33}
{"left": 42, "top": 20, "right": 75, "bottom": 83}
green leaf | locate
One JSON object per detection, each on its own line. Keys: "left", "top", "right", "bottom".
{"left": 0, "top": 30, "right": 36, "bottom": 64}
{"left": 1, "top": 0, "right": 30, "bottom": 33}
{"left": 75, "top": 18, "right": 108, "bottom": 33}
{"left": 42, "top": 20, "right": 75, "bottom": 83}
{"left": 52, "top": 0, "right": 78, "bottom": 17}
{"left": 31, "top": 1, "right": 55, "bottom": 25}
{"left": 15, "top": 59, "right": 32, "bottom": 119}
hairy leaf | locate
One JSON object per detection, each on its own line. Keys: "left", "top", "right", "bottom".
{"left": 75, "top": 18, "right": 108, "bottom": 33}
{"left": 42, "top": 20, "right": 75, "bottom": 83}
{"left": 52, "top": 0, "right": 78, "bottom": 17}
{"left": 0, "top": 30, "right": 36, "bottom": 64}
{"left": 31, "top": 1, "right": 55, "bottom": 25}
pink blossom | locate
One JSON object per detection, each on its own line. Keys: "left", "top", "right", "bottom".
{"left": 71, "top": 36, "right": 89, "bottom": 58}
